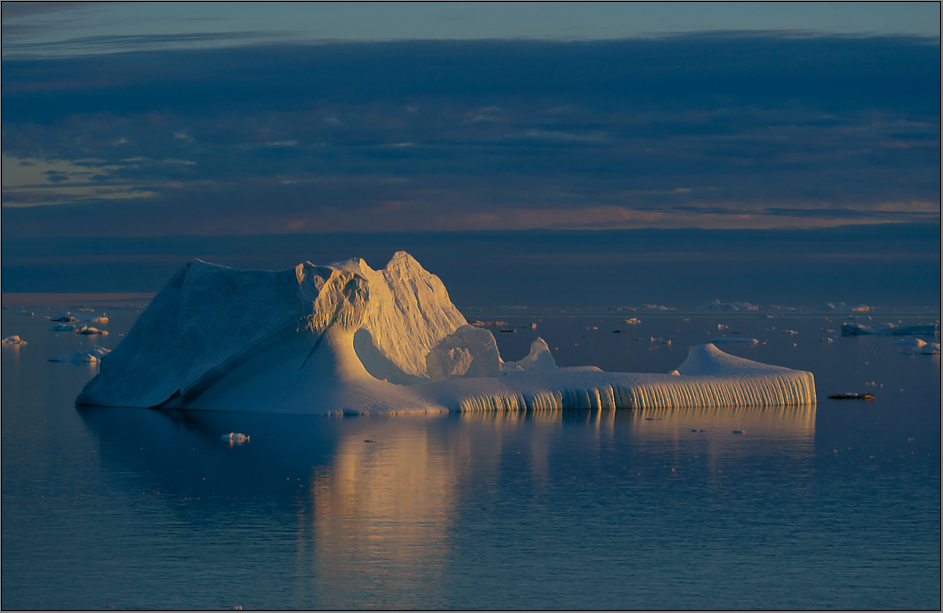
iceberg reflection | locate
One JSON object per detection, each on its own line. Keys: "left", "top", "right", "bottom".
{"left": 77, "top": 402, "right": 815, "bottom": 608}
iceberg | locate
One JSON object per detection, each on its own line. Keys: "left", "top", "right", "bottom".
{"left": 697, "top": 299, "right": 759, "bottom": 312}
{"left": 50, "top": 323, "right": 82, "bottom": 332}
{"left": 50, "top": 348, "right": 111, "bottom": 363}
{"left": 841, "top": 322, "right": 939, "bottom": 336}
{"left": 2, "top": 335, "right": 27, "bottom": 345}
{"left": 76, "top": 253, "right": 816, "bottom": 414}
{"left": 221, "top": 432, "right": 249, "bottom": 446}
{"left": 823, "top": 303, "right": 870, "bottom": 312}
{"left": 710, "top": 337, "right": 759, "bottom": 345}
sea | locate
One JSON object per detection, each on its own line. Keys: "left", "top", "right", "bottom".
{"left": 2, "top": 305, "right": 940, "bottom": 610}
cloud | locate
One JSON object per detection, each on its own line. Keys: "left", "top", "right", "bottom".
{"left": 3, "top": 31, "right": 299, "bottom": 58}
{"left": 1, "top": 35, "right": 938, "bottom": 236}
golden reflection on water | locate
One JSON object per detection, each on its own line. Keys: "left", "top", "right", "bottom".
{"left": 296, "top": 415, "right": 461, "bottom": 608}
{"left": 293, "top": 403, "right": 815, "bottom": 605}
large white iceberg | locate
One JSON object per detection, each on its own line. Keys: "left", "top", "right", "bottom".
{"left": 77, "top": 253, "right": 816, "bottom": 414}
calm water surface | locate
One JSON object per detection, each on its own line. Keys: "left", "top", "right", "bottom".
{"left": 2, "top": 308, "right": 940, "bottom": 609}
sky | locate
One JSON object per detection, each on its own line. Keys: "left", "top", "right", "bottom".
{"left": 1, "top": 3, "right": 940, "bottom": 305}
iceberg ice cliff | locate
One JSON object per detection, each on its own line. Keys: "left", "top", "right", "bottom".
{"left": 77, "top": 253, "right": 816, "bottom": 414}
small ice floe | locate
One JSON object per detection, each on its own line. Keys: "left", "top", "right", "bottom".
{"left": 842, "top": 322, "right": 938, "bottom": 336}
{"left": 78, "top": 308, "right": 95, "bottom": 312}
{"left": 925, "top": 343, "right": 941, "bottom": 355}
{"left": 895, "top": 337, "right": 927, "bottom": 353}
{"left": 732, "top": 430, "right": 745, "bottom": 434}
{"left": 468, "top": 320, "right": 508, "bottom": 327}
{"left": 819, "top": 337, "right": 835, "bottom": 343}
{"left": 50, "top": 323, "right": 81, "bottom": 332}
{"left": 823, "top": 302, "right": 870, "bottom": 312}
{"left": 2, "top": 335, "right": 27, "bottom": 345}
{"left": 697, "top": 299, "right": 757, "bottom": 312}
{"left": 624, "top": 318, "right": 641, "bottom": 324}
{"left": 50, "top": 311, "right": 78, "bottom": 322}
{"left": 76, "top": 326, "right": 109, "bottom": 335}
{"left": 710, "top": 337, "right": 759, "bottom": 345}
{"left": 16, "top": 309, "right": 34, "bottom": 316}
{"left": 87, "top": 315, "right": 109, "bottom": 324}
{"left": 49, "top": 347, "right": 111, "bottom": 363}
{"left": 784, "top": 330, "right": 798, "bottom": 335}
{"left": 530, "top": 322, "right": 538, "bottom": 329}
{"left": 827, "top": 393, "right": 875, "bottom": 400}
{"left": 894, "top": 338, "right": 938, "bottom": 353}
{"left": 222, "top": 432, "right": 249, "bottom": 446}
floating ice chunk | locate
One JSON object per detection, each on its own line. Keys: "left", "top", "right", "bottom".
{"left": 222, "top": 432, "right": 249, "bottom": 446}
{"left": 710, "top": 337, "right": 759, "bottom": 345}
{"left": 51, "top": 323, "right": 81, "bottom": 332}
{"left": 624, "top": 318, "right": 640, "bottom": 324}
{"left": 50, "top": 311, "right": 78, "bottom": 322}
{"left": 895, "top": 338, "right": 927, "bottom": 349}
{"left": 502, "top": 337, "right": 557, "bottom": 373}
{"left": 426, "top": 325, "right": 501, "bottom": 381}
{"left": 50, "top": 348, "right": 111, "bottom": 363}
{"left": 841, "top": 322, "right": 895, "bottom": 335}
{"left": 697, "top": 299, "right": 758, "bottom": 312}
{"left": 77, "top": 327, "right": 109, "bottom": 335}
{"left": 842, "top": 322, "right": 938, "bottom": 336}
{"left": 2, "top": 335, "right": 27, "bottom": 345}
{"left": 823, "top": 303, "right": 870, "bottom": 312}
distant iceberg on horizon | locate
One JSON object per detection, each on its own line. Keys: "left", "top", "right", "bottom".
{"left": 76, "top": 252, "right": 816, "bottom": 414}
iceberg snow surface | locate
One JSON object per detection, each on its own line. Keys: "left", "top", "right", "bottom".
{"left": 76, "top": 253, "right": 816, "bottom": 414}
